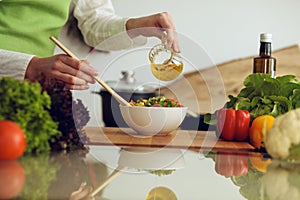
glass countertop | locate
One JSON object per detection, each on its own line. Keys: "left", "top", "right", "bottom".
{"left": 2, "top": 144, "right": 299, "bottom": 200}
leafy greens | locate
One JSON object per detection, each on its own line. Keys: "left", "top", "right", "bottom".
{"left": 0, "top": 77, "right": 61, "bottom": 153}
{"left": 0, "top": 77, "right": 91, "bottom": 153}
{"left": 205, "top": 73, "right": 300, "bottom": 124}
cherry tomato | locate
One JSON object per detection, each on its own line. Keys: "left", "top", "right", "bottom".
{"left": 0, "top": 120, "right": 26, "bottom": 160}
{"left": 0, "top": 160, "right": 25, "bottom": 199}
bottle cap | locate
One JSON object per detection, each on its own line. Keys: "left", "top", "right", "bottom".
{"left": 260, "top": 33, "right": 272, "bottom": 43}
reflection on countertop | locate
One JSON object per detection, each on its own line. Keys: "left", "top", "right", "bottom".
{"left": 2, "top": 146, "right": 300, "bottom": 200}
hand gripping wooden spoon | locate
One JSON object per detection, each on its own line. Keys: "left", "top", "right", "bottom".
{"left": 49, "top": 36, "right": 131, "bottom": 106}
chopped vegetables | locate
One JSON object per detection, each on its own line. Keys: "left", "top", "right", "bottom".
{"left": 148, "top": 169, "right": 175, "bottom": 176}
{"left": 129, "top": 96, "right": 183, "bottom": 107}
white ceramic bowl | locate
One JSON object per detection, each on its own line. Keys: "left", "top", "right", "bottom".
{"left": 119, "top": 105, "right": 188, "bottom": 136}
{"left": 118, "top": 147, "right": 185, "bottom": 170}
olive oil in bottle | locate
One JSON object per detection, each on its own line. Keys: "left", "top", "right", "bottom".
{"left": 150, "top": 59, "right": 183, "bottom": 81}
{"left": 253, "top": 33, "right": 276, "bottom": 78}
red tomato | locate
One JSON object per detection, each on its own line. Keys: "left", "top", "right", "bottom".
{"left": 0, "top": 160, "right": 25, "bottom": 199}
{"left": 0, "top": 120, "right": 26, "bottom": 160}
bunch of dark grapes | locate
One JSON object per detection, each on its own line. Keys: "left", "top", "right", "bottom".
{"left": 41, "top": 78, "right": 90, "bottom": 151}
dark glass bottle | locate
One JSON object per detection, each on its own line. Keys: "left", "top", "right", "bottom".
{"left": 253, "top": 33, "right": 276, "bottom": 78}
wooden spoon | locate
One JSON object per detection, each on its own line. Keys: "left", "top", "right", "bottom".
{"left": 49, "top": 36, "right": 131, "bottom": 106}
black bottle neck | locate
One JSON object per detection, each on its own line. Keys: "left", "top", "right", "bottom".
{"left": 259, "top": 42, "right": 272, "bottom": 57}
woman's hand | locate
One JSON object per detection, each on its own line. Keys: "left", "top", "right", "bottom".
{"left": 126, "top": 12, "right": 180, "bottom": 53}
{"left": 25, "top": 54, "right": 99, "bottom": 90}
{"left": 69, "top": 182, "right": 94, "bottom": 200}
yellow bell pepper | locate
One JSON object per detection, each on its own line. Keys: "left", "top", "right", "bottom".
{"left": 249, "top": 115, "right": 275, "bottom": 149}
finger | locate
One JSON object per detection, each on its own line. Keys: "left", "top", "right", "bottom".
{"left": 50, "top": 70, "right": 87, "bottom": 85}
{"left": 156, "top": 12, "right": 176, "bottom": 31}
{"left": 165, "top": 29, "right": 175, "bottom": 46}
{"left": 148, "top": 27, "right": 164, "bottom": 39}
{"left": 61, "top": 56, "right": 98, "bottom": 76}
{"left": 65, "top": 83, "right": 89, "bottom": 90}
{"left": 70, "top": 183, "right": 86, "bottom": 200}
{"left": 155, "top": 13, "right": 181, "bottom": 52}
{"left": 55, "top": 56, "right": 97, "bottom": 83}
{"left": 78, "top": 60, "right": 99, "bottom": 77}
{"left": 60, "top": 66, "right": 95, "bottom": 84}
{"left": 77, "top": 70, "right": 96, "bottom": 84}
{"left": 85, "top": 195, "right": 95, "bottom": 200}
{"left": 74, "top": 188, "right": 91, "bottom": 200}
{"left": 161, "top": 29, "right": 180, "bottom": 53}
{"left": 71, "top": 185, "right": 93, "bottom": 200}
{"left": 168, "top": 31, "right": 180, "bottom": 53}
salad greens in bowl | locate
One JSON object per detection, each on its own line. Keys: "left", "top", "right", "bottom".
{"left": 120, "top": 96, "right": 187, "bottom": 136}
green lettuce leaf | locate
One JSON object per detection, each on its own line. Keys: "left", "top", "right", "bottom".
{"left": 210, "top": 73, "right": 300, "bottom": 124}
{"left": 0, "top": 77, "right": 61, "bottom": 153}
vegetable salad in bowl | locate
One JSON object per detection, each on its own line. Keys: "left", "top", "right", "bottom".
{"left": 129, "top": 96, "right": 183, "bottom": 107}
{"left": 120, "top": 96, "right": 187, "bottom": 136}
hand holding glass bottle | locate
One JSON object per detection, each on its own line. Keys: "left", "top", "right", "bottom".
{"left": 148, "top": 31, "right": 183, "bottom": 81}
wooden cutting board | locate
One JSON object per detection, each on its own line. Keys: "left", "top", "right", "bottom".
{"left": 84, "top": 127, "right": 254, "bottom": 151}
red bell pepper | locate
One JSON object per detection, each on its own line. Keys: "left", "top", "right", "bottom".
{"left": 217, "top": 108, "right": 250, "bottom": 141}
{"left": 215, "top": 152, "right": 248, "bottom": 177}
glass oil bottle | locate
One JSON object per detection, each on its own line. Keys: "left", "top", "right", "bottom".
{"left": 253, "top": 33, "right": 276, "bottom": 78}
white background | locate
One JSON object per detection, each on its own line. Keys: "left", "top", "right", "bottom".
{"left": 112, "top": 0, "right": 300, "bottom": 64}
